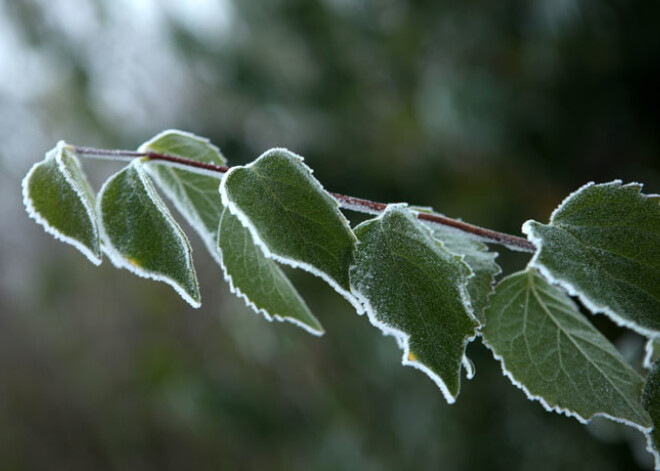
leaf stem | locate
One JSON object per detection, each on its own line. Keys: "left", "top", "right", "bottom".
{"left": 72, "top": 145, "right": 536, "bottom": 252}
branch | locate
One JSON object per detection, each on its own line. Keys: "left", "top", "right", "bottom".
{"left": 72, "top": 145, "right": 536, "bottom": 252}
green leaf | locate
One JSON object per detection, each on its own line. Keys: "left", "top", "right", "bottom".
{"left": 482, "top": 269, "right": 651, "bottom": 430}
{"left": 642, "top": 360, "right": 660, "bottom": 468}
{"left": 98, "top": 160, "right": 201, "bottom": 307}
{"left": 523, "top": 181, "right": 660, "bottom": 336}
{"left": 140, "top": 130, "right": 226, "bottom": 263}
{"left": 349, "top": 205, "right": 478, "bottom": 403}
{"left": 22, "top": 141, "right": 101, "bottom": 264}
{"left": 432, "top": 226, "right": 500, "bottom": 324}
{"left": 645, "top": 339, "right": 660, "bottom": 369}
{"left": 220, "top": 148, "right": 359, "bottom": 310}
{"left": 218, "top": 208, "right": 323, "bottom": 335}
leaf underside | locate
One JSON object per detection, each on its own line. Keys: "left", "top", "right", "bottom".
{"left": 218, "top": 208, "right": 323, "bottom": 335}
{"left": 22, "top": 142, "right": 101, "bottom": 264}
{"left": 523, "top": 181, "right": 660, "bottom": 336}
{"left": 349, "top": 205, "right": 478, "bottom": 403}
{"left": 98, "top": 160, "right": 200, "bottom": 307}
{"left": 482, "top": 269, "right": 650, "bottom": 429}
{"left": 140, "top": 130, "right": 226, "bottom": 263}
{"left": 220, "top": 148, "right": 358, "bottom": 306}
{"left": 432, "top": 226, "right": 500, "bottom": 324}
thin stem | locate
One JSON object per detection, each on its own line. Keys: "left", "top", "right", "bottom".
{"left": 72, "top": 145, "right": 536, "bottom": 252}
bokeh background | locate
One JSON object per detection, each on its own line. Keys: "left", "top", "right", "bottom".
{"left": 1, "top": 1, "right": 659, "bottom": 469}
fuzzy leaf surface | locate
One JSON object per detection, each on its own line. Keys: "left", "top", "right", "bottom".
{"left": 523, "top": 181, "right": 660, "bottom": 336}
{"left": 218, "top": 208, "right": 323, "bottom": 335}
{"left": 349, "top": 206, "right": 478, "bottom": 403}
{"left": 220, "top": 148, "right": 357, "bottom": 307}
{"left": 482, "top": 269, "right": 651, "bottom": 429}
{"left": 432, "top": 226, "right": 500, "bottom": 324}
{"left": 643, "top": 360, "right": 660, "bottom": 469}
{"left": 140, "top": 130, "right": 226, "bottom": 263}
{"left": 22, "top": 142, "right": 101, "bottom": 264}
{"left": 98, "top": 160, "right": 200, "bottom": 307}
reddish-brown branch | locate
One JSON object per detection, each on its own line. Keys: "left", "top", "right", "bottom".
{"left": 72, "top": 145, "right": 536, "bottom": 252}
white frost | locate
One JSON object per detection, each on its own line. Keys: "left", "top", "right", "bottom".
{"left": 219, "top": 148, "right": 364, "bottom": 314}
{"left": 646, "top": 434, "right": 660, "bottom": 471}
{"left": 144, "top": 163, "right": 224, "bottom": 266}
{"left": 218, "top": 249, "right": 324, "bottom": 336}
{"left": 22, "top": 141, "right": 102, "bottom": 266}
{"left": 97, "top": 160, "right": 201, "bottom": 308}
{"left": 523, "top": 214, "right": 660, "bottom": 339}
{"left": 645, "top": 338, "right": 659, "bottom": 369}
{"left": 482, "top": 336, "right": 652, "bottom": 434}
{"left": 349, "top": 205, "right": 478, "bottom": 404}
{"left": 138, "top": 128, "right": 226, "bottom": 165}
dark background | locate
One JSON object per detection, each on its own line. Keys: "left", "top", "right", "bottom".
{"left": 1, "top": 1, "right": 659, "bottom": 469}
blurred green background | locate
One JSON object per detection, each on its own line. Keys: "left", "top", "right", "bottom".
{"left": 1, "top": 0, "right": 659, "bottom": 469}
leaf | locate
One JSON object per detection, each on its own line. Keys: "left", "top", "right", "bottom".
{"left": 349, "top": 205, "right": 478, "bottom": 403}
{"left": 22, "top": 141, "right": 101, "bottom": 264}
{"left": 218, "top": 208, "right": 323, "bottom": 335}
{"left": 220, "top": 148, "right": 359, "bottom": 310}
{"left": 523, "top": 181, "right": 660, "bottom": 336}
{"left": 642, "top": 360, "right": 660, "bottom": 469}
{"left": 432, "top": 225, "right": 500, "bottom": 324}
{"left": 646, "top": 339, "right": 660, "bottom": 369}
{"left": 482, "top": 269, "right": 651, "bottom": 430}
{"left": 98, "top": 160, "right": 201, "bottom": 307}
{"left": 140, "top": 130, "right": 226, "bottom": 263}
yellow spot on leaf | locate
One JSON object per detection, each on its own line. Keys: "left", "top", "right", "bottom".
{"left": 407, "top": 351, "right": 417, "bottom": 362}
{"left": 126, "top": 257, "right": 141, "bottom": 268}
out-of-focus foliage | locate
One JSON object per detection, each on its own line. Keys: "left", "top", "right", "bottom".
{"left": 1, "top": 0, "right": 659, "bottom": 469}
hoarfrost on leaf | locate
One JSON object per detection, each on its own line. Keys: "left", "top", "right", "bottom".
{"left": 217, "top": 207, "right": 324, "bottom": 335}
{"left": 523, "top": 181, "right": 660, "bottom": 336}
{"left": 482, "top": 269, "right": 651, "bottom": 430}
{"left": 140, "top": 130, "right": 226, "bottom": 264}
{"left": 22, "top": 141, "right": 101, "bottom": 265}
{"left": 432, "top": 225, "right": 500, "bottom": 324}
{"left": 646, "top": 339, "right": 660, "bottom": 369}
{"left": 349, "top": 205, "right": 478, "bottom": 403}
{"left": 97, "top": 159, "right": 201, "bottom": 307}
{"left": 220, "top": 147, "right": 360, "bottom": 311}
{"left": 642, "top": 360, "right": 660, "bottom": 469}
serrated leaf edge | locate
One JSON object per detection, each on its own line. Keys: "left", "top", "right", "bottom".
{"left": 22, "top": 141, "right": 102, "bottom": 266}
{"left": 97, "top": 159, "right": 201, "bottom": 308}
{"left": 350, "top": 204, "right": 478, "bottom": 404}
{"left": 221, "top": 263, "right": 325, "bottom": 336}
{"left": 217, "top": 209, "right": 324, "bottom": 336}
{"left": 482, "top": 270, "right": 652, "bottom": 434}
{"left": 219, "top": 147, "right": 363, "bottom": 314}
{"left": 522, "top": 180, "right": 660, "bottom": 338}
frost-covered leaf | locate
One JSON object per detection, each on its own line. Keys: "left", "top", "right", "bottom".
{"left": 647, "top": 339, "right": 660, "bottom": 369}
{"left": 432, "top": 226, "right": 500, "bottom": 324}
{"left": 22, "top": 141, "right": 101, "bottom": 264}
{"left": 482, "top": 269, "right": 651, "bottom": 430}
{"left": 140, "top": 130, "right": 226, "bottom": 263}
{"left": 220, "top": 148, "right": 359, "bottom": 310}
{"left": 643, "top": 360, "right": 660, "bottom": 469}
{"left": 98, "top": 160, "right": 200, "bottom": 307}
{"left": 218, "top": 208, "right": 323, "bottom": 335}
{"left": 349, "top": 205, "right": 478, "bottom": 403}
{"left": 523, "top": 181, "right": 660, "bottom": 336}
